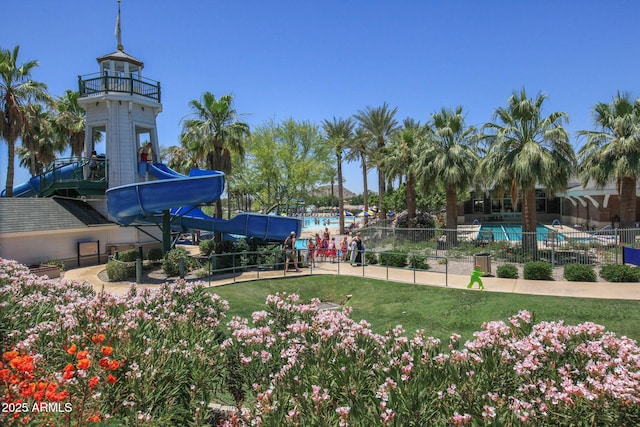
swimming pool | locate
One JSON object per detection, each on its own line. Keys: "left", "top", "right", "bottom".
{"left": 478, "top": 223, "right": 564, "bottom": 242}
{"left": 301, "top": 216, "right": 356, "bottom": 229}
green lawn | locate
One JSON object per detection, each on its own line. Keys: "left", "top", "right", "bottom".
{"left": 209, "top": 275, "right": 640, "bottom": 343}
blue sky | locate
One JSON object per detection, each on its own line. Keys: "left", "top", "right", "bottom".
{"left": 2, "top": 0, "right": 640, "bottom": 194}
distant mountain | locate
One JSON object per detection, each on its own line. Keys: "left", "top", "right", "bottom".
{"left": 312, "top": 185, "right": 357, "bottom": 199}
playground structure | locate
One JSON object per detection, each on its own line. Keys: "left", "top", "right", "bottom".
{"left": 1, "top": 20, "right": 301, "bottom": 264}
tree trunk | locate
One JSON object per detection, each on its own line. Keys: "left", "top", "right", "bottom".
{"left": 362, "top": 154, "right": 369, "bottom": 226}
{"left": 522, "top": 186, "right": 537, "bottom": 255}
{"left": 407, "top": 173, "right": 416, "bottom": 227}
{"left": 378, "top": 163, "right": 385, "bottom": 220}
{"left": 445, "top": 184, "right": 458, "bottom": 247}
{"left": 5, "top": 139, "right": 15, "bottom": 197}
{"left": 337, "top": 154, "right": 345, "bottom": 235}
{"left": 619, "top": 176, "right": 637, "bottom": 244}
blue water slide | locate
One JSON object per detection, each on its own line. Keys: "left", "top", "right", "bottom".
{"left": 1, "top": 163, "right": 80, "bottom": 197}
{"left": 107, "top": 163, "right": 301, "bottom": 241}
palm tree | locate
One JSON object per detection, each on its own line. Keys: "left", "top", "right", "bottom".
{"left": 0, "top": 45, "right": 49, "bottom": 197}
{"left": 53, "top": 90, "right": 86, "bottom": 157}
{"left": 384, "top": 118, "right": 426, "bottom": 226}
{"left": 322, "top": 117, "right": 355, "bottom": 234}
{"left": 418, "top": 106, "right": 479, "bottom": 245}
{"left": 353, "top": 102, "right": 399, "bottom": 219}
{"left": 21, "top": 103, "right": 59, "bottom": 176}
{"left": 577, "top": 92, "right": 640, "bottom": 242}
{"left": 345, "top": 127, "right": 374, "bottom": 224}
{"left": 180, "top": 92, "right": 250, "bottom": 219}
{"left": 481, "top": 89, "right": 575, "bottom": 252}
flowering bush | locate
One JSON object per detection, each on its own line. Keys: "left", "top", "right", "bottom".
{"left": 2, "top": 257, "right": 640, "bottom": 426}
{"left": 1, "top": 258, "right": 228, "bottom": 425}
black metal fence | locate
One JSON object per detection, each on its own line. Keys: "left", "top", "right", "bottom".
{"left": 357, "top": 225, "right": 640, "bottom": 267}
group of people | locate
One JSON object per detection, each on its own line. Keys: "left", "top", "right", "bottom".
{"left": 285, "top": 227, "right": 365, "bottom": 271}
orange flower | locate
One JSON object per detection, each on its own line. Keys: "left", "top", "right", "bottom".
{"left": 88, "top": 376, "right": 99, "bottom": 388}
{"left": 88, "top": 413, "right": 101, "bottom": 422}
{"left": 106, "top": 374, "right": 117, "bottom": 384}
{"left": 66, "top": 344, "right": 77, "bottom": 355}
{"left": 62, "top": 370, "right": 74, "bottom": 380}
{"left": 101, "top": 346, "right": 113, "bottom": 357}
{"left": 108, "top": 360, "right": 120, "bottom": 371}
{"left": 99, "top": 358, "right": 110, "bottom": 370}
{"left": 76, "top": 350, "right": 89, "bottom": 360}
{"left": 77, "top": 358, "right": 91, "bottom": 370}
{"left": 91, "top": 333, "right": 105, "bottom": 344}
{"left": 3, "top": 350, "right": 18, "bottom": 362}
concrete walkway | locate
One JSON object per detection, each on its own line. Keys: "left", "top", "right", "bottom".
{"left": 61, "top": 259, "right": 640, "bottom": 301}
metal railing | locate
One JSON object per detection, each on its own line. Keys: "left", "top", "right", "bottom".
{"left": 78, "top": 73, "right": 161, "bottom": 102}
{"left": 358, "top": 225, "right": 640, "bottom": 267}
{"left": 202, "top": 248, "right": 450, "bottom": 286}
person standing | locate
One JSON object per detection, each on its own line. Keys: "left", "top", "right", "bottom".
{"left": 339, "top": 236, "right": 349, "bottom": 262}
{"left": 307, "top": 237, "right": 317, "bottom": 268}
{"left": 284, "top": 231, "right": 301, "bottom": 272}
{"left": 353, "top": 232, "right": 365, "bottom": 266}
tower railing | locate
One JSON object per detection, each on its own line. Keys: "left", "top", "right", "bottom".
{"left": 78, "top": 73, "right": 161, "bottom": 102}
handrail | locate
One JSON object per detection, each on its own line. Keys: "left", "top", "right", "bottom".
{"left": 78, "top": 73, "right": 161, "bottom": 102}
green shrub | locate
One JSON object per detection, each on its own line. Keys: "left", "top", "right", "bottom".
{"left": 497, "top": 263, "right": 519, "bottom": 279}
{"left": 408, "top": 254, "right": 430, "bottom": 270}
{"left": 199, "top": 239, "right": 215, "bottom": 256}
{"left": 147, "top": 247, "right": 164, "bottom": 262}
{"left": 117, "top": 248, "right": 139, "bottom": 262}
{"left": 523, "top": 261, "right": 553, "bottom": 280}
{"left": 106, "top": 259, "right": 135, "bottom": 281}
{"left": 42, "top": 260, "right": 66, "bottom": 271}
{"left": 365, "top": 251, "right": 378, "bottom": 265}
{"left": 563, "top": 264, "right": 597, "bottom": 282}
{"left": 379, "top": 251, "right": 407, "bottom": 268}
{"left": 162, "top": 247, "right": 201, "bottom": 277}
{"left": 214, "top": 240, "right": 239, "bottom": 270}
{"left": 600, "top": 264, "right": 640, "bottom": 282}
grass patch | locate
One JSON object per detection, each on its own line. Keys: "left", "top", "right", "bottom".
{"left": 209, "top": 275, "right": 640, "bottom": 343}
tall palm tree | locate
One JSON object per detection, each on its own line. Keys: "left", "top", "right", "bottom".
{"left": 419, "top": 106, "right": 479, "bottom": 245}
{"left": 353, "top": 102, "right": 398, "bottom": 219}
{"left": 481, "top": 90, "right": 575, "bottom": 252}
{"left": 577, "top": 92, "right": 640, "bottom": 241}
{"left": 181, "top": 92, "right": 250, "bottom": 219}
{"left": 322, "top": 117, "right": 355, "bottom": 234}
{"left": 345, "top": 127, "right": 374, "bottom": 224}
{"left": 384, "top": 118, "right": 426, "bottom": 226}
{"left": 53, "top": 90, "right": 86, "bottom": 157}
{"left": 0, "top": 45, "right": 49, "bottom": 197}
{"left": 22, "top": 103, "right": 58, "bottom": 176}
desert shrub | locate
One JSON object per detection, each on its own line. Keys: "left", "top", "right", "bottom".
{"left": 42, "top": 260, "right": 66, "bottom": 271}
{"left": 564, "top": 264, "right": 597, "bottom": 282}
{"left": 147, "top": 247, "right": 164, "bottom": 262}
{"left": 106, "top": 259, "right": 135, "bottom": 281}
{"left": 379, "top": 251, "right": 407, "bottom": 268}
{"left": 117, "top": 248, "right": 139, "bottom": 262}
{"left": 365, "top": 251, "right": 378, "bottom": 265}
{"left": 600, "top": 264, "right": 640, "bottom": 282}
{"left": 199, "top": 239, "right": 215, "bottom": 256}
{"left": 408, "top": 253, "right": 430, "bottom": 270}
{"left": 497, "top": 263, "right": 519, "bottom": 279}
{"left": 162, "top": 247, "right": 201, "bottom": 277}
{"left": 523, "top": 261, "right": 553, "bottom": 280}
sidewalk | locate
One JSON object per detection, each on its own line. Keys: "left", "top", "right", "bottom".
{"left": 61, "top": 260, "right": 640, "bottom": 300}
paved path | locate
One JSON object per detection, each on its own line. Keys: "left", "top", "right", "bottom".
{"left": 61, "top": 259, "right": 640, "bottom": 300}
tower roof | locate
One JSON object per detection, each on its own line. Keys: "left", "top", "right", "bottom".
{"left": 96, "top": 50, "right": 144, "bottom": 68}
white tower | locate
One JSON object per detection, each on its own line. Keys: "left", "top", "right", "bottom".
{"left": 77, "top": 2, "right": 162, "bottom": 189}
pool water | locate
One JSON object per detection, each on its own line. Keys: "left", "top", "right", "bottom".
{"left": 478, "top": 223, "right": 564, "bottom": 242}
{"left": 301, "top": 216, "right": 357, "bottom": 229}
